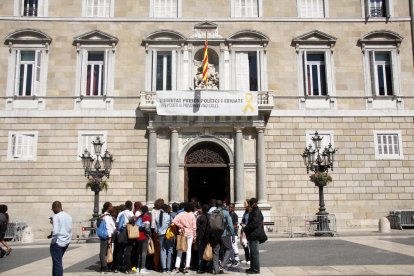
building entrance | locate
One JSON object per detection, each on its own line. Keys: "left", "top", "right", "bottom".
{"left": 184, "top": 142, "right": 230, "bottom": 204}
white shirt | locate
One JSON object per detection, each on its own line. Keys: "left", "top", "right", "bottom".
{"left": 102, "top": 212, "right": 116, "bottom": 237}
{"left": 52, "top": 211, "right": 72, "bottom": 247}
{"left": 116, "top": 209, "right": 133, "bottom": 228}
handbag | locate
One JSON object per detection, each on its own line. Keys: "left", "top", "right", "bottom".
{"left": 176, "top": 233, "right": 187, "bottom": 252}
{"left": 117, "top": 229, "right": 128, "bottom": 244}
{"left": 202, "top": 243, "right": 213, "bottom": 261}
{"left": 126, "top": 224, "right": 140, "bottom": 239}
{"left": 106, "top": 244, "right": 113, "bottom": 263}
{"left": 147, "top": 237, "right": 155, "bottom": 255}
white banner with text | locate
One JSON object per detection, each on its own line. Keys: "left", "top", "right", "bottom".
{"left": 155, "top": 91, "right": 258, "bottom": 116}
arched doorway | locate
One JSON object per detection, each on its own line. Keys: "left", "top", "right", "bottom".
{"left": 185, "top": 142, "right": 230, "bottom": 204}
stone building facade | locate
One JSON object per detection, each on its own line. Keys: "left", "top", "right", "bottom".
{"left": 0, "top": 0, "right": 414, "bottom": 237}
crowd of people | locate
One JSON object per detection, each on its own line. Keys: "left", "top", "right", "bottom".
{"left": 98, "top": 197, "right": 267, "bottom": 275}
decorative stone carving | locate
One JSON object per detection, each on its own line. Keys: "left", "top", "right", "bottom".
{"left": 194, "top": 60, "right": 219, "bottom": 90}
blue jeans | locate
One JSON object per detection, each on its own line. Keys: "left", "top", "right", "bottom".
{"left": 159, "top": 235, "right": 173, "bottom": 270}
{"left": 50, "top": 243, "right": 68, "bottom": 276}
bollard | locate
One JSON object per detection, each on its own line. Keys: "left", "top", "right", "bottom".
{"left": 378, "top": 217, "right": 391, "bottom": 233}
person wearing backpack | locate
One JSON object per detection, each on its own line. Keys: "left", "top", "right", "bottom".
{"left": 135, "top": 205, "right": 151, "bottom": 274}
{"left": 242, "top": 198, "right": 267, "bottom": 275}
{"left": 98, "top": 202, "right": 115, "bottom": 274}
{"left": 155, "top": 204, "right": 173, "bottom": 273}
{"left": 208, "top": 200, "right": 235, "bottom": 275}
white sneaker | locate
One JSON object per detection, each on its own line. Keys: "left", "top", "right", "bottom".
{"left": 247, "top": 261, "right": 251, "bottom": 265}
{"left": 140, "top": 269, "right": 150, "bottom": 274}
{"left": 241, "top": 260, "right": 248, "bottom": 264}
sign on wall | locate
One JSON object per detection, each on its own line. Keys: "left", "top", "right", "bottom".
{"left": 156, "top": 91, "right": 258, "bottom": 116}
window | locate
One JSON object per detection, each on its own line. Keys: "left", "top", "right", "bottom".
{"left": 5, "top": 29, "right": 51, "bottom": 109}
{"left": 304, "top": 52, "right": 326, "bottom": 96}
{"left": 78, "top": 131, "right": 107, "bottom": 159}
{"left": 73, "top": 30, "right": 118, "bottom": 108}
{"left": 151, "top": 0, "right": 180, "bottom": 18}
{"left": 365, "top": 0, "right": 391, "bottom": 18}
{"left": 86, "top": 52, "right": 105, "bottom": 96}
{"left": 374, "top": 131, "right": 402, "bottom": 159}
{"left": 235, "top": 52, "right": 260, "bottom": 91}
{"left": 232, "top": 0, "right": 262, "bottom": 17}
{"left": 359, "top": 30, "right": 402, "bottom": 103}
{"left": 229, "top": 30, "right": 269, "bottom": 92}
{"left": 15, "top": 0, "right": 48, "bottom": 17}
{"left": 370, "top": 51, "right": 393, "bottom": 96}
{"left": 7, "top": 131, "right": 38, "bottom": 161}
{"left": 292, "top": 30, "right": 336, "bottom": 105}
{"left": 144, "top": 30, "right": 185, "bottom": 91}
{"left": 83, "top": 0, "right": 113, "bottom": 17}
{"left": 298, "top": 0, "right": 327, "bottom": 18}
{"left": 156, "top": 52, "right": 172, "bottom": 91}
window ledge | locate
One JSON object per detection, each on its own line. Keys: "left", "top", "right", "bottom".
{"left": 6, "top": 97, "right": 45, "bottom": 110}
{"left": 366, "top": 96, "right": 403, "bottom": 110}
{"left": 75, "top": 96, "right": 113, "bottom": 110}
{"left": 300, "top": 96, "right": 336, "bottom": 110}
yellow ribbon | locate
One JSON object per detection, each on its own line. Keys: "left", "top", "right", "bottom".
{"left": 242, "top": 92, "right": 255, "bottom": 113}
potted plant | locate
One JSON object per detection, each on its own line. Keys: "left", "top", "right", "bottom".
{"left": 309, "top": 172, "right": 332, "bottom": 186}
{"left": 85, "top": 179, "right": 108, "bottom": 191}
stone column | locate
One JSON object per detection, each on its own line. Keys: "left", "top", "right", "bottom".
{"left": 256, "top": 127, "right": 267, "bottom": 204}
{"left": 169, "top": 128, "right": 180, "bottom": 203}
{"left": 234, "top": 127, "right": 244, "bottom": 205}
{"left": 147, "top": 127, "right": 157, "bottom": 205}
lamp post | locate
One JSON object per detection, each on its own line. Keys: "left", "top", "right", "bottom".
{"left": 301, "top": 131, "right": 337, "bottom": 235}
{"left": 80, "top": 136, "right": 114, "bottom": 224}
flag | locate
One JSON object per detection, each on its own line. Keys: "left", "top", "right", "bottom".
{"left": 202, "top": 34, "right": 208, "bottom": 84}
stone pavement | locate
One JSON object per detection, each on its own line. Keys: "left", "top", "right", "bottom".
{"left": 1, "top": 230, "right": 414, "bottom": 275}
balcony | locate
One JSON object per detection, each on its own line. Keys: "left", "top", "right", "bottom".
{"left": 139, "top": 90, "right": 274, "bottom": 115}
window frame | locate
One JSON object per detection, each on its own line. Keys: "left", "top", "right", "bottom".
{"left": 150, "top": 0, "right": 181, "bottom": 18}
{"left": 77, "top": 131, "right": 107, "bottom": 160}
{"left": 297, "top": 0, "right": 328, "bottom": 18}
{"left": 82, "top": 0, "right": 114, "bottom": 17}
{"left": 73, "top": 30, "right": 118, "bottom": 109}
{"left": 15, "top": 0, "right": 48, "bottom": 17}
{"left": 7, "top": 131, "right": 38, "bottom": 161}
{"left": 359, "top": 30, "right": 402, "bottom": 103}
{"left": 231, "top": 0, "right": 263, "bottom": 18}
{"left": 5, "top": 29, "right": 51, "bottom": 110}
{"left": 373, "top": 130, "right": 403, "bottom": 160}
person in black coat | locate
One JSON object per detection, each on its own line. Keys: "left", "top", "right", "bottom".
{"left": 242, "top": 198, "right": 267, "bottom": 274}
{"left": 196, "top": 204, "right": 210, "bottom": 273}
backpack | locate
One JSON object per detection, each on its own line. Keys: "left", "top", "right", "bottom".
{"left": 118, "top": 213, "right": 126, "bottom": 232}
{"left": 208, "top": 209, "right": 225, "bottom": 233}
{"left": 97, "top": 216, "right": 108, "bottom": 240}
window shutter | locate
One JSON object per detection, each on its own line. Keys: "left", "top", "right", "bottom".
{"left": 171, "top": 50, "right": 177, "bottom": 90}
{"left": 322, "top": 51, "right": 329, "bottom": 95}
{"left": 34, "top": 50, "right": 41, "bottom": 96}
{"left": 24, "top": 135, "right": 34, "bottom": 157}
{"left": 369, "top": 51, "right": 377, "bottom": 96}
{"left": 235, "top": 52, "right": 250, "bottom": 91}
{"left": 13, "top": 135, "right": 23, "bottom": 157}
{"left": 365, "top": 0, "right": 370, "bottom": 19}
{"left": 103, "top": 49, "right": 109, "bottom": 96}
{"left": 303, "top": 51, "right": 310, "bottom": 96}
{"left": 81, "top": 49, "right": 88, "bottom": 95}
{"left": 390, "top": 50, "right": 397, "bottom": 96}
{"left": 14, "top": 50, "right": 21, "bottom": 95}
{"left": 385, "top": 0, "right": 391, "bottom": 18}
{"left": 234, "top": 0, "right": 241, "bottom": 17}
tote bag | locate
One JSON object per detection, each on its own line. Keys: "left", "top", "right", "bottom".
{"left": 176, "top": 233, "right": 187, "bottom": 252}
{"left": 202, "top": 243, "right": 213, "bottom": 261}
{"left": 147, "top": 237, "right": 155, "bottom": 255}
{"left": 106, "top": 244, "right": 113, "bottom": 264}
{"left": 126, "top": 224, "right": 140, "bottom": 239}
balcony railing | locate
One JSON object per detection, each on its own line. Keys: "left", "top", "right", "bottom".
{"left": 138, "top": 90, "right": 274, "bottom": 114}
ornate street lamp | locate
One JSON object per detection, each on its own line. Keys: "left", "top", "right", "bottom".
{"left": 80, "top": 137, "right": 114, "bottom": 222}
{"left": 301, "top": 131, "right": 337, "bottom": 235}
